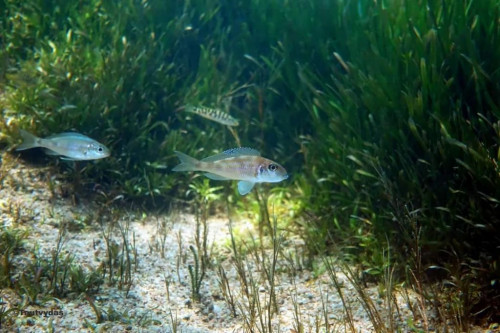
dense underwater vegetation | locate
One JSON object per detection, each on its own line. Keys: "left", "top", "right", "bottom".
{"left": 1, "top": 0, "right": 499, "bottom": 328}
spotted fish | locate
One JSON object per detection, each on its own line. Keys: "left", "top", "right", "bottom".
{"left": 184, "top": 105, "right": 239, "bottom": 126}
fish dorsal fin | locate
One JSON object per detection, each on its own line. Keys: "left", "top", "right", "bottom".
{"left": 201, "top": 153, "right": 230, "bottom": 162}
{"left": 46, "top": 132, "right": 93, "bottom": 140}
{"left": 222, "top": 147, "right": 260, "bottom": 157}
{"left": 201, "top": 147, "right": 261, "bottom": 163}
{"left": 238, "top": 181, "right": 255, "bottom": 195}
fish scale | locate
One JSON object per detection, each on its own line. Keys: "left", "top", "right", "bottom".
{"left": 207, "top": 156, "right": 263, "bottom": 180}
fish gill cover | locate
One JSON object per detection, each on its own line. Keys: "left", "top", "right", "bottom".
{"left": 0, "top": 0, "right": 499, "bottom": 326}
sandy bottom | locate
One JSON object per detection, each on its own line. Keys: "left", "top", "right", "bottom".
{"left": 0, "top": 153, "right": 490, "bottom": 332}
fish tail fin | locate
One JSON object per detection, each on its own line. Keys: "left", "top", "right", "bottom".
{"left": 16, "top": 129, "right": 41, "bottom": 151}
{"left": 184, "top": 104, "right": 195, "bottom": 114}
{"left": 172, "top": 151, "right": 200, "bottom": 172}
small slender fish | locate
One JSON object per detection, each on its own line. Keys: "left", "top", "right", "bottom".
{"left": 184, "top": 105, "right": 239, "bottom": 126}
{"left": 172, "top": 147, "right": 288, "bottom": 195}
{"left": 16, "top": 129, "right": 110, "bottom": 161}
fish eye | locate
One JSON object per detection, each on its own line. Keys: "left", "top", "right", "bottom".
{"left": 268, "top": 164, "right": 277, "bottom": 171}
{"left": 98, "top": 147, "right": 103, "bottom": 152}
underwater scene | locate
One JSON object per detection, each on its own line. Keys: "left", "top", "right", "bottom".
{"left": 0, "top": 0, "right": 499, "bottom": 331}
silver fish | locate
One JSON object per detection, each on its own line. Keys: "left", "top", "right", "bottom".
{"left": 172, "top": 147, "right": 288, "bottom": 195}
{"left": 184, "top": 105, "right": 239, "bottom": 126}
{"left": 16, "top": 129, "right": 110, "bottom": 161}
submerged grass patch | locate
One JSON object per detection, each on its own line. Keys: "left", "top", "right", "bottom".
{"left": 294, "top": 0, "right": 500, "bottom": 325}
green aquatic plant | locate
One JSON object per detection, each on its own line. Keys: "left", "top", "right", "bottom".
{"left": 0, "top": 296, "right": 18, "bottom": 330}
{"left": 187, "top": 245, "right": 205, "bottom": 302}
{"left": 222, "top": 214, "right": 285, "bottom": 332}
{"left": 152, "top": 215, "right": 171, "bottom": 259}
{"left": 168, "top": 309, "right": 181, "bottom": 333}
{"left": 216, "top": 264, "right": 237, "bottom": 317}
{"left": 48, "top": 223, "right": 69, "bottom": 297}
{"left": 116, "top": 219, "right": 136, "bottom": 294}
{"left": 0, "top": 227, "right": 28, "bottom": 288}
{"left": 0, "top": 223, "right": 106, "bottom": 314}
{"left": 97, "top": 208, "right": 136, "bottom": 293}
{"left": 287, "top": 0, "right": 500, "bottom": 325}
{"left": 187, "top": 177, "right": 222, "bottom": 275}
{"left": 68, "top": 265, "right": 103, "bottom": 295}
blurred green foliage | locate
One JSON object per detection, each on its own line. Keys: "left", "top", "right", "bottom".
{"left": 1, "top": 0, "right": 499, "bottom": 325}
{"left": 291, "top": 0, "right": 500, "bottom": 324}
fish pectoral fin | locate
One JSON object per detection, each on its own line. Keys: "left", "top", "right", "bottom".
{"left": 237, "top": 181, "right": 255, "bottom": 195}
{"left": 204, "top": 173, "right": 231, "bottom": 181}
